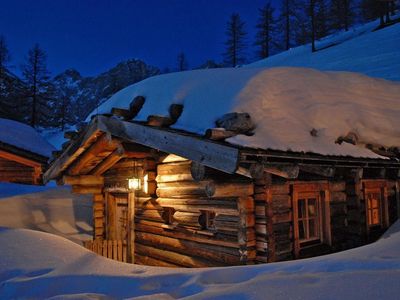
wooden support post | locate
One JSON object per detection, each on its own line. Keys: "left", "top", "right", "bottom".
{"left": 237, "top": 196, "right": 256, "bottom": 264}
{"left": 128, "top": 192, "right": 135, "bottom": 263}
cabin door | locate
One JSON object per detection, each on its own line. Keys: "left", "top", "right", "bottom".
{"left": 106, "top": 192, "right": 135, "bottom": 262}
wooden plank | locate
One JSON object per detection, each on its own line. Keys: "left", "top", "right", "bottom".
{"left": 43, "top": 120, "right": 103, "bottom": 182}
{"left": 68, "top": 134, "right": 118, "bottom": 175}
{"left": 0, "top": 149, "right": 42, "bottom": 168}
{"left": 72, "top": 185, "right": 103, "bottom": 194}
{"left": 62, "top": 175, "right": 104, "bottom": 185}
{"left": 118, "top": 240, "right": 123, "bottom": 262}
{"left": 113, "top": 240, "right": 118, "bottom": 260}
{"left": 91, "top": 146, "right": 125, "bottom": 175}
{"left": 96, "top": 115, "right": 239, "bottom": 174}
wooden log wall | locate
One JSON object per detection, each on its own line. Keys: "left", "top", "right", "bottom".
{"left": 93, "top": 193, "right": 105, "bottom": 239}
{"left": 329, "top": 181, "right": 348, "bottom": 251}
{"left": 134, "top": 159, "right": 256, "bottom": 267}
{"left": 0, "top": 157, "right": 38, "bottom": 184}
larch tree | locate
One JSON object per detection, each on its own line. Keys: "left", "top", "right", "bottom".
{"left": 223, "top": 13, "right": 247, "bottom": 67}
{"left": 0, "top": 36, "right": 10, "bottom": 78}
{"left": 177, "top": 52, "right": 188, "bottom": 71}
{"left": 278, "top": 0, "right": 299, "bottom": 50}
{"left": 21, "top": 44, "right": 54, "bottom": 128}
{"left": 330, "top": 0, "right": 354, "bottom": 31}
{"left": 255, "top": 2, "right": 277, "bottom": 59}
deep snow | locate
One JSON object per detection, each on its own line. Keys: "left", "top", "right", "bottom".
{"left": 0, "top": 118, "right": 55, "bottom": 158}
{"left": 248, "top": 20, "right": 400, "bottom": 82}
{"left": 0, "top": 220, "right": 400, "bottom": 299}
{"left": 0, "top": 184, "right": 399, "bottom": 299}
{"left": 90, "top": 67, "right": 400, "bottom": 159}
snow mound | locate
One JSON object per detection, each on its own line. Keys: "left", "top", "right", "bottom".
{"left": 247, "top": 20, "right": 400, "bottom": 82}
{"left": 90, "top": 67, "right": 400, "bottom": 158}
{"left": 0, "top": 118, "right": 55, "bottom": 158}
{"left": 1, "top": 221, "right": 400, "bottom": 299}
{"left": 0, "top": 185, "right": 92, "bottom": 244}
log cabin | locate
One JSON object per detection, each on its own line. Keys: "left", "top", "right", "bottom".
{"left": 0, "top": 118, "right": 54, "bottom": 185}
{"left": 43, "top": 67, "right": 400, "bottom": 267}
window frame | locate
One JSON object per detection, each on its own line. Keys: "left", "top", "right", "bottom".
{"left": 292, "top": 182, "right": 331, "bottom": 258}
{"left": 362, "top": 180, "right": 389, "bottom": 233}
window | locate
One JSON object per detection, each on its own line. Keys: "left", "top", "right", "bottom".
{"left": 297, "top": 194, "right": 320, "bottom": 244}
{"left": 363, "top": 180, "right": 389, "bottom": 231}
{"left": 366, "top": 192, "right": 382, "bottom": 226}
{"left": 292, "top": 183, "right": 331, "bottom": 257}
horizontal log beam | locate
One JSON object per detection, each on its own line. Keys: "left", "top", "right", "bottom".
{"left": 96, "top": 115, "right": 239, "bottom": 174}
{"left": 61, "top": 175, "right": 104, "bottom": 185}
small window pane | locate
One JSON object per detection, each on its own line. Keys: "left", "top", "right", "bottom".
{"left": 309, "top": 219, "right": 317, "bottom": 238}
{"left": 308, "top": 198, "right": 316, "bottom": 217}
{"left": 298, "top": 221, "right": 305, "bottom": 239}
{"left": 298, "top": 199, "right": 306, "bottom": 218}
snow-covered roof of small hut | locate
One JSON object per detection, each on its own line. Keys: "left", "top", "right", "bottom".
{"left": 90, "top": 67, "right": 400, "bottom": 159}
{"left": 0, "top": 118, "right": 55, "bottom": 158}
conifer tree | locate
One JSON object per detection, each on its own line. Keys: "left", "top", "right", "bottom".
{"left": 177, "top": 52, "right": 188, "bottom": 71}
{"left": 223, "top": 13, "right": 247, "bottom": 67}
{"left": 21, "top": 44, "right": 54, "bottom": 128}
{"left": 255, "top": 2, "right": 277, "bottom": 59}
{"left": 0, "top": 36, "right": 10, "bottom": 78}
{"left": 278, "top": 0, "right": 299, "bottom": 50}
{"left": 330, "top": 0, "right": 354, "bottom": 31}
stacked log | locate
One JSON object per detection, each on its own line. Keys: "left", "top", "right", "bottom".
{"left": 270, "top": 182, "right": 293, "bottom": 261}
{"left": 133, "top": 159, "right": 256, "bottom": 267}
{"left": 329, "top": 181, "right": 348, "bottom": 251}
{"left": 93, "top": 194, "right": 105, "bottom": 239}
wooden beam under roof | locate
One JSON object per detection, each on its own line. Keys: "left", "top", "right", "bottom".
{"left": 95, "top": 115, "right": 239, "bottom": 174}
{"left": 44, "top": 115, "right": 241, "bottom": 182}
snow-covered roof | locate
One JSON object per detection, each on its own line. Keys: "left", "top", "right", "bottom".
{"left": 90, "top": 67, "right": 400, "bottom": 159}
{"left": 0, "top": 118, "right": 55, "bottom": 158}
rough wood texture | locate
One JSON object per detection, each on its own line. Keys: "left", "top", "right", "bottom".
{"left": 96, "top": 115, "right": 239, "bottom": 174}
{"left": 205, "top": 128, "right": 237, "bottom": 140}
{"left": 62, "top": 175, "right": 104, "bottom": 185}
{"left": 264, "top": 164, "right": 299, "bottom": 179}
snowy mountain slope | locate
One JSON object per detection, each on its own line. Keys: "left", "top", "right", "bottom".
{"left": 247, "top": 19, "right": 400, "bottom": 81}
{"left": 0, "top": 118, "right": 55, "bottom": 158}
{"left": 90, "top": 67, "right": 400, "bottom": 159}
{"left": 0, "top": 184, "right": 92, "bottom": 244}
{"left": 1, "top": 221, "right": 400, "bottom": 299}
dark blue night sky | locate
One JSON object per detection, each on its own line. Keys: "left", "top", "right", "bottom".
{"left": 0, "top": 0, "right": 281, "bottom": 76}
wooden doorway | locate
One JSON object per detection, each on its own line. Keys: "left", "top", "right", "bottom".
{"left": 106, "top": 192, "right": 135, "bottom": 262}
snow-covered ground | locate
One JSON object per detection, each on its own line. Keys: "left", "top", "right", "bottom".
{"left": 0, "top": 184, "right": 399, "bottom": 299}
{"left": 248, "top": 18, "right": 400, "bottom": 82}
{"left": 1, "top": 218, "right": 400, "bottom": 299}
{"left": 0, "top": 183, "right": 92, "bottom": 244}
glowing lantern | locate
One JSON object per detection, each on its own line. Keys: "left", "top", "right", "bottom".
{"left": 128, "top": 177, "right": 141, "bottom": 190}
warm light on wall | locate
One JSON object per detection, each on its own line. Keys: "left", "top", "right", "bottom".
{"left": 143, "top": 174, "right": 149, "bottom": 194}
{"left": 128, "top": 177, "right": 141, "bottom": 190}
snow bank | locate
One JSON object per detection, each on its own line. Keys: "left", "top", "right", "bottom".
{"left": 90, "top": 67, "right": 400, "bottom": 158}
{"left": 1, "top": 221, "right": 400, "bottom": 299}
{"left": 0, "top": 118, "right": 55, "bottom": 158}
{"left": 248, "top": 20, "right": 400, "bottom": 82}
{"left": 0, "top": 185, "right": 92, "bottom": 244}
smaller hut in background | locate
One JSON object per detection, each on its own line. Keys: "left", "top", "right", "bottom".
{"left": 0, "top": 118, "right": 54, "bottom": 185}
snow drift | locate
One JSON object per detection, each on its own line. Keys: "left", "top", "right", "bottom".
{"left": 90, "top": 66, "right": 400, "bottom": 158}
{"left": 1, "top": 221, "right": 400, "bottom": 299}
